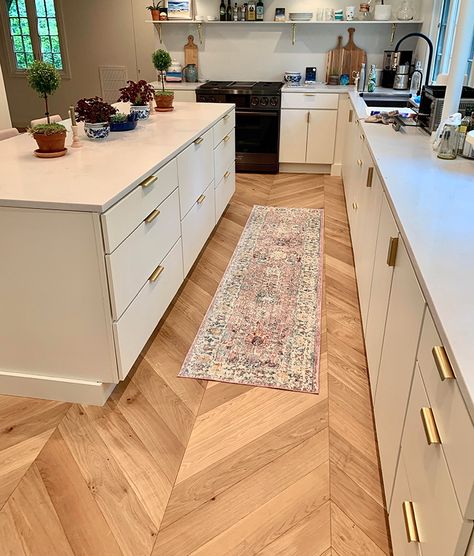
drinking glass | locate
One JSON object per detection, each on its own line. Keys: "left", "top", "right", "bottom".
{"left": 315, "top": 8, "right": 324, "bottom": 20}
{"left": 324, "top": 8, "right": 334, "bottom": 21}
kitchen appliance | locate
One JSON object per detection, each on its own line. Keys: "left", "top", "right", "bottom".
{"left": 196, "top": 81, "right": 283, "bottom": 173}
{"left": 381, "top": 50, "right": 412, "bottom": 88}
{"left": 393, "top": 64, "right": 410, "bottom": 90}
{"left": 418, "top": 85, "right": 474, "bottom": 133}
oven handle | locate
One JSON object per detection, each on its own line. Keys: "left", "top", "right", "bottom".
{"left": 237, "top": 110, "right": 279, "bottom": 117}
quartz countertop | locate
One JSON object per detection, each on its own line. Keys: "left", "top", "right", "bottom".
{"left": 282, "top": 83, "right": 355, "bottom": 93}
{"left": 0, "top": 102, "right": 234, "bottom": 212}
{"left": 150, "top": 81, "right": 203, "bottom": 91}
{"left": 348, "top": 89, "right": 474, "bottom": 420}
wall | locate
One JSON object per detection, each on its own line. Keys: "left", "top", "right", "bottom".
{"left": 0, "top": 60, "right": 11, "bottom": 128}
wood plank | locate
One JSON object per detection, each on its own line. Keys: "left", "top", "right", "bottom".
{"left": 0, "top": 506, "right": 26, "bottom": 556}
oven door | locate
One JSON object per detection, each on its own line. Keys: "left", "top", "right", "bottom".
{"left": 235, "top": 110, "right": 280, "bottom": 173}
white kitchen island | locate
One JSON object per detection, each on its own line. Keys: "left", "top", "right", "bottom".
{"left": 0, "top": 102, "right": 235, "bottom": 404}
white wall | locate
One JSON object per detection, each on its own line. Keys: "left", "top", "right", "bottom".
{"left": 0, "top": 60, "right": 11, "bottom": 129}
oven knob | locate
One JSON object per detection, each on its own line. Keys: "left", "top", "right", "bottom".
{"left": 270, "top": 96, "right": 279, "bottom": 107}
{"left": 251, "top": 96, "right": 259, "bottom": 107}
{"left": 260, "top": 97, "right": 269, "bottom": 106}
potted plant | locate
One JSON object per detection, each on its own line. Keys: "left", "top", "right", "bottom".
{"left": 75, "top": 97, "right": 117, "bottom": 140}
{"left": 146, "top": 1, "right": 162, "bottom": 21}
{"left": 27, "top": 60, "right": 66, "bottom": 156}
{"left": 118, "top": 80, "right": 155, "bottom": 120}
{"left": 110, "top": 112, "right": 139, "bottom": 132}
{"left": 152, "top": 49, "right": 174, "bottom": 112}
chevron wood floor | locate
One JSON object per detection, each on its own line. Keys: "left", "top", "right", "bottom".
{"left": 0, "top": 173, "right": 391, "bottom": 556}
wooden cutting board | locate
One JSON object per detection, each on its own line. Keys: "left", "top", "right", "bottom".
{"left": 342, "top": 27, "right": 367, "bottom": 84}
{"left": 184, "top": 35, "right": 198, "bottom": 67}
{"left": 325, "top": 35, "right": 344, "bottom": 82}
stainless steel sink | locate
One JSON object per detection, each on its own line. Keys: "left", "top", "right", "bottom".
{"left": 359, "top": 92, "right": 412, "bottom": 108}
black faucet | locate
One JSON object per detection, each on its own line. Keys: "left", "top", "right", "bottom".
{"left": 394, "top": 32, "right": 433, "bottom": 88}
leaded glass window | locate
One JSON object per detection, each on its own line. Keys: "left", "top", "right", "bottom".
{"left": 34, "top": 0, "right": 63, "bottom": 69}
{"left": 6, "top": 0, "right": 34, "bottom": 69}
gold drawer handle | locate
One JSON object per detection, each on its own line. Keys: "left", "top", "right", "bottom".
{"left": 420, "top": 407, "right": 441, "bottom": 445}
{"left": 386, "top": 236, "right": 398, "bottom": 267}
{"left": 304, "top": 93, "right": 316, "bottom": 96}
{"left": 348, "top": 109, "right": 353, "bottom": 123}
{"left": 194, "top": 136, "right": 204, "bottom": 145}
{"left": 144, "top": 209, "right": 160, "bottom": 224}
{"left": 432, "top": 345, "right": 455, "bottom": 381}
{"left": 352, "top": 202, "right": 358, "bottom": 210}
{"left": 357, "top": 159, "right": 363, "bottom": 167}
{"left": 223, "top": 134, "right": 231, "bottom": 142}
{"left": 223, "top": 113, "right": 230, "bottom": 121}
{"left": 402, "top": 501, "right": 420, "bottom": 543}
{"left": 149, "top": 265, "right": 164, "bottom": 282}
{"left": 197, "top": 194, "right": 206, "bottom": 204}
{"left": 224, "top": 171, "right": 230, "bottom": 179}
{"left": 360, "top": 134, "right": 365, "bottom": 141}
{"left": 366, "top": 166, "right": 374, "bottom": 188}
{"left": 140, "top": 175, "right": 157, "bottom": 188}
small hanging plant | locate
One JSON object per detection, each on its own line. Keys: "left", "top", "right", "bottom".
{"left": 117, "top": 80, "right": 155, "bottom": 106}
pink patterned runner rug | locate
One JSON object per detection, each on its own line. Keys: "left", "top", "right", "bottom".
{"left": 178, "top": 205, "right": 324, "bottom": 394}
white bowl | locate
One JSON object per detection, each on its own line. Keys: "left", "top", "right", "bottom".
{"left": 206, "top": 15, "right": 218, "bottom": 20}
{"left": 289, "top": 12, "right": 313, "bottom": 21}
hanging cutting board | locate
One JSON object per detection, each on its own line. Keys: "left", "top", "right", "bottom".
{"left": 184, "top": 35, "right": 198, "bottom": 67}
{"left": 342, "top": 27, "right": 367, "bottom": 84}
{"left": 325, "top": 35, "right": 344, "bottom": 82}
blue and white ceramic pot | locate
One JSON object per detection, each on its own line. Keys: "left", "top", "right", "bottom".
{"left": 84, "top": 122, "right": 110, "bottom": 140}
{"left": 130, "top": 105, "right": 150, "bottom": 120}
{"left": 283, "top": 72, "right": 302, "bottom": 86}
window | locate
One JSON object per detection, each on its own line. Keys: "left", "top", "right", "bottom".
{"left": 3, "top": 0, "right": 64, "bottom": 72}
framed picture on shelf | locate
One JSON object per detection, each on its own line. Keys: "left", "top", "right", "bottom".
{"left": 167, "top": 0, "right": 194, "bottom": 19}
{"left": 274, "top": 8, "right": 285, "bottom": 21}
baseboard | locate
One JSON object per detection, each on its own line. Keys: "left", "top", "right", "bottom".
{"left": 0, "top": 369, "right": 116, "bottom": 405}
{"left": 279, "top": 163, "right": 332, "bottom": 174}
{"left": 331, "top": 163, "right": 342, "bottom": 176}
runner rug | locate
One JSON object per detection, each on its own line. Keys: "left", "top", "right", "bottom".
{"left": 178, "top": 205, "right": 324, "bottom": 394}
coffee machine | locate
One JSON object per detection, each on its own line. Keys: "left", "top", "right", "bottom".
{"left": 381, "top": 50, "right": 413, "bottom": 88}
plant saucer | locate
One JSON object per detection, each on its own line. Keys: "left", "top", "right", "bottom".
{"left": 34, "top": 148, "right": 68, "bottom": 158}
{"left": 155, "top": 107, "right": 174, "bottom": 112}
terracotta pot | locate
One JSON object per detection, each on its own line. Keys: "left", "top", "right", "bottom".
{"left": 150, "top": 9, "right": 160, "bottom": 20}
{"left": 33, "top": 131, "right": 66, "bottom": 153}
{"left": 154, "top": 92, "right": 174, "bottom": 112}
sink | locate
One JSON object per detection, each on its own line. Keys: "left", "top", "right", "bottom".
{"left": 359, "top": 92, "right": 412, "bottom": 108}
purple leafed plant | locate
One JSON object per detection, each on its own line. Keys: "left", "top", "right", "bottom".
{"left": 75, "top": 97, "right": 117, "bottom": 124}
{"left": 118, "top": 80, "right": 155, "bottom": 106}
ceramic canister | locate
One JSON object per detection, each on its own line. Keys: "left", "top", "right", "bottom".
{"left": 345, "top": 6, "right": 355, "bottom": 20}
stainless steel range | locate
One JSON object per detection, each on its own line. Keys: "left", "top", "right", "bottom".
{"left": 196, "top": 81, "right": 282, "bottom": 173}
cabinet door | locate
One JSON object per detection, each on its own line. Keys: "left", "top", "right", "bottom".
{"left": 279, "top": 109, "right": 308, "bottom": 163}
{"left": 306, "top": 109, "right": 337, "bottom": 164}
{"left": 365, "top": 195, "right": 399, "bottom": 398}
{"left": 343, "top": 124, "right": 365, "bottom": 234}
{"left": 374, "top": 236, "right": 425, "bottom": 508}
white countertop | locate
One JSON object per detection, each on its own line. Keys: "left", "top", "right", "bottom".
{"left": 348, "top": 90, "right": 474, "bottom": 420}
{"left": 282, "top": 83, "right": 355, "bottom": 93}
{"left": 0, "top": 102, "right": 234, "bottom": 212}
{"left": 150, "top": 81, "right": 203, "bottom": 91}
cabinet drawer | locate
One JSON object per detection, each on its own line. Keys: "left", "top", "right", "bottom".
{"left": 177, "top": 128, "right": 214, "bottom": 217}
{"left": 214, "top": 130, "right": 235, "bottom": 184}
{"left": 215, "top": 162, "right": 235, "bottom": 221}
{"left": 282, "top": 93, "right": 339, "bottom": 110}
{"left": 106, "top": 189, "right": 180, "bottom": 320}
{"left": 417, "top": 309, "right": 474, "bottom": 519}
{"left": 101, "top": 159, "right": 178, "bottom": 253}
{"left": 401, "top": 365, "right": 471, "bottom": 556}
{"left": 181, "top": 181, "right": 216, "bottom": 276}
{"left": 113, "top": 238, "right": 184, "bottom": 378}
{"left": 213, "top": 110, "right": 235, "bottom": 147}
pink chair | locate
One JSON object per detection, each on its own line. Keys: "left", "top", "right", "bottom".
{"left": 0, "top": 128, "right": 19, "bottom": 141}
{"left": 30, "top": 114, "right": 63, "bottom": 127}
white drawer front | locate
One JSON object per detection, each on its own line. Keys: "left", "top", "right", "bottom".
{"left": 181, "top": 181, "right": 216, "bottom": 276}
{"left": 215, "top": 163, "right": 235, "bottom": 221}
{"left": 113, "top": 238, "right": 184, "bottom": 379}
{"left": 101, "top": 159, "right": 178, "bottom": 253}
{"left": 214, "top": 130, "right": 235, "bottom": 185}
{"left": 402, "top": 365, "right": 471, "bottom": 556}
{"left": 282, "top": 93, "right": 339, "bottom": 110}
{"left": 106, "top": 189, "right": 180, "bottom": 320}
{"left": 417, "top": 310, "right": 474, "bottom": 519}
{"left": 177, "top": 128, "right": 214, "bottom": 217}
{"left": 213, "top": 110, "right": 235, "bottom": 147}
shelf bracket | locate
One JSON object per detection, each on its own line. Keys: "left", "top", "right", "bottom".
{"left": 390, "top": 23, "right": 397, "bottom": 45}
{"left": 196, "top": 22, "right": 203, "bottom": 45}
{"left": 157, "top": 23, "right": 163, "bottom": 44}
{"left": 291, "top": 23, "right": 296, "bottom": 46}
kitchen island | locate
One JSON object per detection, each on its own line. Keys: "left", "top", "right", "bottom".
{"left": 0, "top": 102, "right": 235, "bottom": 404}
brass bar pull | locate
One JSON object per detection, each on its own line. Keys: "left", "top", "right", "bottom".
{"left": 307, "top": 111, "right": 310, "bottom": 123}
{"left": 420, "top": 407, "right": 441, "bottom": 445}
{"left": 348, "top": 109, "right": 353, "bottom": 123}
{"left": 386, "top": 236, "right": 399, "bottom": 267}
{"left": 366, "top": 166, "right": 374, "bottom": 188}
{"left": 140, "top": 175, "right": 157, "bottom": 188}
{"left": 432, "top": 345, "right": 455, "bottom": 381}
{"left": 360, "top": 133, "right": 365, "bottom": 141}
{"left": 149, "top": 265, "right": 164, "bottom": 282}
{"left": 224, "top": 134, "right": 231, "bottom": 142}
{"left": 197, "top": 194, "right": 206, "bottom": 204}
{"left": 194, "top": 136, "right": 204, "bottom": 145}
{"left": 357, "top": 159, "right": 363, "bottom": 167}
{"left": 224, "top": 171, "right": 230, "bottom": 179}
{"left": 402, "top": 501, "right": 420, "bottom": 543}
{"left": 144, "top": 209, "right": 160, "bottom": 224}
{"left": 304, "top": 93, "right": 316, "bottom": 96}
{"left": 352, "top": 202, "right": 358, "bottom": 210}
{"left": 223, "top": 113, "right": 230, "bottom": 121}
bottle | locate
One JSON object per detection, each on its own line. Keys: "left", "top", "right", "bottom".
{"left": 437, "top": 124, "right": 458, "bottom": 160}
{"left": 367, "top": 64, "right": 377, "bottom": 92}
{"left": 219, "top": 0, "right": 226, "bottom": 20}
{"left": 358, "top": 63, "right": 366, "bottom": 92}
{"left": 358, "top": 1, "right": 371, "bottom": 20}
{"left": 256, "top": 0, "right": 264, "bottom": 20}
{"left": 233, "top": 2, "right": 238, "bottom": 20}
{"left": 457, "top": 112, "right": 471, "bottom": 154}
{"left": 397, "top": 0, "right": 414, "bottom": 20}
{"left": 241, "top": 2, "right": 247, "bottom": 20}
{"left": 226, "top": 0, "right": 232, "bottom": 21}
{"left": 237, "top": 4, "right": 242, "bottom": 20}
{"left": 410, "top": 61, "right": 423, "bottom": 96}
{"left": 247, "top": 0, "right": 256, "bottom": 20}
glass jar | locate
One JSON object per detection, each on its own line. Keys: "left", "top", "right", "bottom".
{"left": 397, "top": 0, "right": 414, "bottom": 21}
{"left": 437, "top": 124, "right": 458, "bottom": 160}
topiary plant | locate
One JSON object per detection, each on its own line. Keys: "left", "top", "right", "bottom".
{"left": 152, "top": 49, "right": 172, "bottom": 94}
{"left": 28, "top": 122, "right": 66, "bottom": 135}
{"left": 26, "top": 60, "right": 61, "bottom": 124}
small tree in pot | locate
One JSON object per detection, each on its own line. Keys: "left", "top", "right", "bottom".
{"left": 75, "top": 97, "right": 117, "bottom": 140}
{"left": 27, "top": 60, "right": 66, "bottom": 154}
{"left": 152, "top": 49, "right": 174, "bottom": 112}
{"left": 118, "top": 80, "right": 155, "bottom": 119}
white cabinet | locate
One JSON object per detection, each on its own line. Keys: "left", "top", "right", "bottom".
{"left": 306, "top": 110, "right": 339, "bottom": 164}
{"left": 215, "top": 163, "right": 235, "bottom": 222}
{"left": 279, "top": 109, "right": 308, "bottom": 163}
